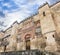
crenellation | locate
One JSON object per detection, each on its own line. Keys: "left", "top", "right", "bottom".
{"left": 0, "top": 2, "right": 60, "bottom": 53}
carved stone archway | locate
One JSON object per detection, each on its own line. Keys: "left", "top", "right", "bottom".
{"left": 25, "top": 34, "right": 31, "bottom": 50}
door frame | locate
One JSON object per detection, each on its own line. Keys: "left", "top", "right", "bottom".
{"left": 25, "top": 34, "right": 31, "bottom": 50}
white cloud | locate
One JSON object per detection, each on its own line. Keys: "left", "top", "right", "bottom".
{"left": 0, "top": 0, "right": 59, "bottom": 31}
{"left": 2, "top": 9, "right": 32, "bottom": 30}
{"left": 2, "top": 3, "right": 11, "bottom": 8}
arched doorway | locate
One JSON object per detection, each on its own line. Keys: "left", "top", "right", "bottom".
{"left": 25, "top": 34, "right": 31, "bottom": 50}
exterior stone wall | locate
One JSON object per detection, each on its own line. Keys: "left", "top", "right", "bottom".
{"left": 0, "top": 32, "right": 4, "bottom": 52}
{"left": 0, "top": 2, "right": 60, "bottom": 53}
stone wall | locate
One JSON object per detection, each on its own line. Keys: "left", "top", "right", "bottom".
{"left": 0, "top": 2, "right": 60, "bottom": 53}
{"left": 38, "top": 3, "right": 58, "bottom": 52}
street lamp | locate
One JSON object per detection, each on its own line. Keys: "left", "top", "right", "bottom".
{"left": 1, "top": 34, "right": 10, "bottom": 52}
{"left": 1, "top": 39, "right": 9, "bottom": 52}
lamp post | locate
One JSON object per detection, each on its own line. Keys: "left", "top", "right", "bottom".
{"left": 2, "top": 39, "right": 9, "bottom": 52}
{"left": 1, "top": 34, "right": 10, "bottom": 52}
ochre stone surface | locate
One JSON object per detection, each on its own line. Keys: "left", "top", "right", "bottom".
{"left": 0, "top": 2, "right": 60, "bottom": 52}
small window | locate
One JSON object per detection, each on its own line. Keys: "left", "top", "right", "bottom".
{"left": 45, "top": 37, "right": 47, "bottom": 39}
{"left": 43, "top": 11, "right": 46, "bottom": 16}
{"left": 35, "top": 26, "right": 42, "bottom": 36}
{"left": 36, "top": 27, "right": 41, "bottom": 32}
{"left": 53, "top": 35, "right": 54, "bottom": 38}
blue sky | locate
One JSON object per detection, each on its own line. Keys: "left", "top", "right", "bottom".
{"left": 0, "top": 0, "right": 59, "bottom": 31}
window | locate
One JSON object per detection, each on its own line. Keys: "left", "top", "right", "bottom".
{"left": 53, "top": 35, "right": 54, "bottom": 38}
{"left": 43, "top": 11, "right": 46, "bottom": 16}
{"left": 45, "top": 37, "right": 47, "bottom": 39}
{"left": 35, "top": 26, "right": 42, "bottom": 35}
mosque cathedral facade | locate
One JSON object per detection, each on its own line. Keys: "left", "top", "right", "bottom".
{"left": 0, "top": 2, "right": 60, "bottom": 53}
